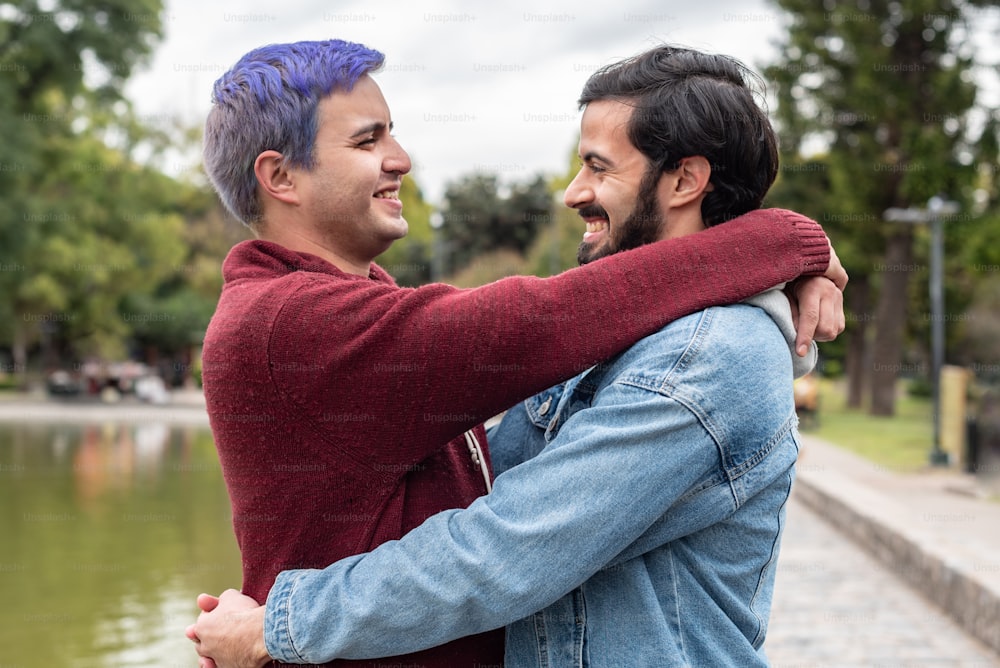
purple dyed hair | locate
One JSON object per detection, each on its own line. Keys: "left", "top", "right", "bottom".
{"left": 203, "top": 39, "right": 385, "bottom": 226}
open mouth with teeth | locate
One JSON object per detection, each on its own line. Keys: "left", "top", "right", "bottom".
{"left": 374, "top": 190, "right": 400, "bottom": 200}
{"left": 583, "top": 220, "right": 609, "bottom": 243}
{"left": 585, "top": 221, "right": 608, "bottom": 234}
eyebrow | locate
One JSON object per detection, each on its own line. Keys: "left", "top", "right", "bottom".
{"left": 349, "top": 121, "right": 393, "bottom": 139}
{"left": 581, "top": 150, "right": 613, "bottom": 166}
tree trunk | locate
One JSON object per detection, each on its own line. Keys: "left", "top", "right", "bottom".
{"left": 845, "top": 274, "right": 871, "bottom": 409}
{"left": 869, "top": 227, "right": 915, "bottom": 416}
{"left": 12, "top": 319, "right": 28, "bottom": 388}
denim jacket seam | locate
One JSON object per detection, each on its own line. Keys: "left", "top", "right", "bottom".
{"left": 607, "top": 311, "right": 710, "bottom": 393}
{"left": 265, "top": 571, "right": 309, "bottom": 663}
{"left": 725, "top": 414, "right": 796, "bottom": 482}
{"left": 499, "top": 306, "right": 794, "bottom": 666}
{"left": 659, "top": 309, "right": 713, "bottom": 384}
{"left": 629, "top": 310, "right": 724, "bottom": 453}
{"left": 617, "top": 377, "right": 726, "bottom": 469}
{"left": 573, "top": 587, "right": 588, "bottom": 666}
{"left": 612, "top": 384, "right": 794, "bottom": 510}
{"left": 749, "top": 468, "right": 795, "bottom": 648}
{"left": 657, "top": 379, "right": 795, "bottom": 481}
{"left": 533, "top": 610, "right": 550, "bottom": 668}
{"left": 286, "top": 574, "right": 309, "bottom": 663}
{"left": 564, "top": 311, "right": 711, "bottom": 416}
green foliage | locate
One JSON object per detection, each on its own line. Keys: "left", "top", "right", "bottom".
{"left": 522, "top": 139, "right": 589, "bottom": 278}
{"left": 7, "top": 123, "right": 195, "bottom": 357}
{"left": 122, "top": 287, "right": 216, "bottom": 353}
{"left": 763, "top": 0, "right": 1000, "bottom": 413}
{"left": 961, "top": 274, "right": 1000, "bottom": 368}
{"left": 0, "top": 1, "right": 237, "bottom": 378}
{"left": 438, "top": 172, "right": 552, "bottom": 274}
{"left": 374, "top": 173, "right": 434, "bottom": 286}
{"left": 0, "top": 0, "right": 162, "bottom": 119}
{"left": 764, "top": 0, "right": 988, "bottom": 237}
{"left": 426, "top": 158, "right": 577, "bottom": 286}
{"left": 813, "top": 378, "right": 934, "bottom": 472}
{"left": 523, "top": 204, "right": 586, "bottom": 277}
{"left": 0, "top": 0, "right": 445, "bottom": 379}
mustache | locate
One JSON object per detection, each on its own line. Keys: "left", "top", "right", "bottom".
{"left": 577, "top": 205, "right": 610, "bottom": 220}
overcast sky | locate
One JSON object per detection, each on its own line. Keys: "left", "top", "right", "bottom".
{"left": 125, "top": 0, "right": 789, "bottom": 204}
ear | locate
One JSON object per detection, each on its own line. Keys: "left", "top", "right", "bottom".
{"left": 665, "top": 156, "right": 713, "bottom": 207}
{"left": 253, "top": 150, "right": 300, "bottom": 206}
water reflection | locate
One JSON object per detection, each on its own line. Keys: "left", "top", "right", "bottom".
{"left": 1, "top": 419, "right": 241, "bottom": 667}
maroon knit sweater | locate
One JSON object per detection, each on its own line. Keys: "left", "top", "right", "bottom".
{"left": 202, "top": 209, "right": 829, "bottom": 667}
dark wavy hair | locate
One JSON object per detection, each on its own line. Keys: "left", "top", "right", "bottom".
{"left": 204, "top": 40, "right": 384, "bottom": 226}
{"left": 578, "top": 45, "right": 779, "bottom": 226}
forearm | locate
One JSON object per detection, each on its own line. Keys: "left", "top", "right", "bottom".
{"left": 264, "top": 503, "right": 582, "bottom": 662}
{"left": 420, "top": 208, "right": 829, "bottom": 407}
{"left": 323, "top": 208, "right": 829, "bottom": 440}
{"left": 264, "top": 392, "right": 713, "bottom": 663}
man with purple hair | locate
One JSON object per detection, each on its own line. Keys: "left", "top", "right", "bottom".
{"left": 188, "top": 39, "right": 844, "bottom": 667}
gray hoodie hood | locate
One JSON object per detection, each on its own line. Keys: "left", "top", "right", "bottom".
{"left": 744, "top": 286, "right": 818, "bottom": 379}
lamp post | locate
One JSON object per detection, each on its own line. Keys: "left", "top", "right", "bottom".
{"left": 884, "top": 196, "right": 959, "bottom": 466}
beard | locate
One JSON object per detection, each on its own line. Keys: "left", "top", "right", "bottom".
{"left": 576, "top": 166, "right": 665, "bottom": 266}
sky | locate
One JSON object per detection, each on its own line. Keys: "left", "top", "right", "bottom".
{"left": 125, "top": 0, "right": 787, "bottom": 204}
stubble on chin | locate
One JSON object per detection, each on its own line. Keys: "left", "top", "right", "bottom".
{"left": 577, "top": 240, "right": 607, "bottom": 266}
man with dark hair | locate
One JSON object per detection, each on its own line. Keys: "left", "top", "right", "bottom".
{"left": 191, "top": 43, "right": 841, "bottom": 668}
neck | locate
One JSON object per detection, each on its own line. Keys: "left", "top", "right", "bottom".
{"left": 658, "top": 208, "right": 707, "bottom": 241}
{"left": 256, "top": 219, "right": 372, "bottom": 277}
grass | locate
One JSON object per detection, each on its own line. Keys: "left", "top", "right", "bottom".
{"left": 801, "top": 378, "right": 936, "bottom": 472}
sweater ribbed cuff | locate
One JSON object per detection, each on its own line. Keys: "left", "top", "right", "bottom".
{"left": 789, "top": 213, "right": 831, "bottom": 275}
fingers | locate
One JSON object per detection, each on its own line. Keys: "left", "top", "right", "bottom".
{"left": 188, "top": 589, "right": 265, "bottom": 668}
{"left": 188, "top": 621, "right": 215, "bottom": 668}
{"left": 192, "top": 624, "right": 215, "bottom": 662}
{"left": 813, "top": 284, "right": 845, "bottom": 342}
{"left": 191, "top": 593, "right": 220, "bottom": 664}
{"left": 198, "top": 592, "right": 221, "bottom": 612}
{"left": 218, "top": 588, "right": 247, "bottom": 602}
{"left": 794, "top": 301, "right": 819, "bottom": 357}
{"left": 823, "top": 243, "right": 849, "bottom": 290}
{"left": 792, "top": 277, "right": 845, "bottom": 355}
{"left": 788, "top": 292, "right": 802, "bottom": 353}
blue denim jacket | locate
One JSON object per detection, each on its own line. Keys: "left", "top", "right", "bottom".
{"left": 265, "top": 294, "right": 807, "bottom": 666}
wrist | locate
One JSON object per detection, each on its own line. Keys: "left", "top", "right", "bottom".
{"left": 250, "top": 606, "right": 270, "bottom": 667}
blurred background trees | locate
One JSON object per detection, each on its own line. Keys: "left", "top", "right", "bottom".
{"left": 433, "top": 172, "right": 552, "bottom": 277}
{"left": 0, "top": 0, "right": 229, "bottom": 386}
{"left": 763, "top": 0, "right": 1000, "bottom": 415}
{"left": 1, "top": 0, "right": 999, "bottom": 407}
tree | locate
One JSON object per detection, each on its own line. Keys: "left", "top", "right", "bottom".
{"left": 0, "top": 1, "right": 167, "bottom": 378}
{"left": 763, "top": 0, "right": 1000, "bottom": 414}
{"left": 0, "top": 2, "right": 246, "bottom": 387}
{"left": 13, "top": 123, "right": 190, "bottom": 361}
{"left": 0, "top": 0, "right": 163, "bottom": 214}
{"left": 438, "top": 173, "right": 552, "bottom": 274}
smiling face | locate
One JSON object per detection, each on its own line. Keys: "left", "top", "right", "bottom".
{"left": 566, "top": 99, "right": 667, "bottom": 265}
{"left": 288, "top": 75, "right": 412, "bottom": 271}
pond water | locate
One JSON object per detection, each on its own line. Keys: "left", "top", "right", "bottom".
{"left": 1, "top": 418, "right": 242, "bottom": 667}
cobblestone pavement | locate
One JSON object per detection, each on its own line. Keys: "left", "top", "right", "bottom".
{"left": 766, "top": 494, "right": 1000, "bottom": 667}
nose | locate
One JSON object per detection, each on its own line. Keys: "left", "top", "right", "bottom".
{"left": 563, "top": 168, "right": 592, "bottom": 209}
{"left": 384, "top": 136, "right": 411, "bottom": 175}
